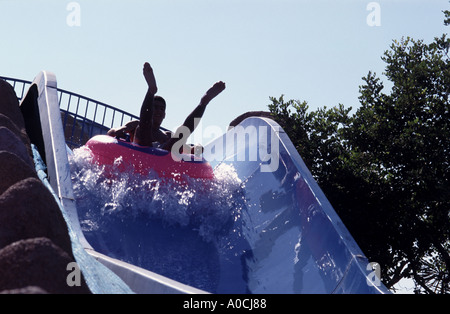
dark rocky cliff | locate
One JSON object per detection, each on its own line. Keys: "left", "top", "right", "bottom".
{"left": 0, "top": 79, "right": 90, "bottom": 294}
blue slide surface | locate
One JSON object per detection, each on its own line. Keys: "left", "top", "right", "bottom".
{"left": 70, "top": 117, "right": 389, "bottom": 294}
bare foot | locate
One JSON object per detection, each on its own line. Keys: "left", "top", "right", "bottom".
{"left": 143, "top": 62, "right": 158, "bottom": 94}
{"left": 203, "top": 81, "right": 226, "bottom": 104}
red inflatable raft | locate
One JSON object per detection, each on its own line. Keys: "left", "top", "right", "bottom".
{"left": 85, "top": 135, "right": 214, "bottom": 180}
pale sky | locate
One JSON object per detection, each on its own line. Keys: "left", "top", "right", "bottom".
{"left": 0, "top": 0, "right": 448, "bottom": 145}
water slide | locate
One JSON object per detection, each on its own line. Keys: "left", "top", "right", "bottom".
{"left": 10, "top": 71, "right": 390, "bottom": 294}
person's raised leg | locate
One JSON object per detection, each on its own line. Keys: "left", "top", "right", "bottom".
{"left": 182, "top": 81, "right": 226, "bottom": 134}
{"left": 163, "top": 81, "right": 225, "bottom": 152}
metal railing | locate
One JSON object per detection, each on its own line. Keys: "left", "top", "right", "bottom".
{"left": 0, "top": 76, "right": 32, "bottom": 101}
{"left": 57, "top": 87, "right": 139, "bottom": 149}
{"left": 1, "top": 75, "right": 139, "bottom": 149}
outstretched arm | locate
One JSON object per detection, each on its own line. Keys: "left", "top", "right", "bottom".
{"left": 107, "top": 120, "right": 139, "bottom": 139}
{"left": 134, "top": 62, "right": 158, "bottom": 146}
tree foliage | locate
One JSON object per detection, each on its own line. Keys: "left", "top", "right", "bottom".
{"left": 268, "top": 10, "right": 450, "bottom": 294}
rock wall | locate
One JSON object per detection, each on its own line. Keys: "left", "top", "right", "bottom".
{"left": 0, "top": 79, "right": 90, "bottom": 294}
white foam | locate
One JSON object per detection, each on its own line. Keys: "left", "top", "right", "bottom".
{"left": 69, "top": 147, "right": 244, "bottom": 242}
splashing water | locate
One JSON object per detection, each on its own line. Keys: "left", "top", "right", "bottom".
{"left": 69, "top": 146, "right": 248, "bottom": 292}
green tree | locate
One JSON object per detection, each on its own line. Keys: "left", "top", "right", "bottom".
{"left": 269, "top": 10, "right": 450, "bottom": 294}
